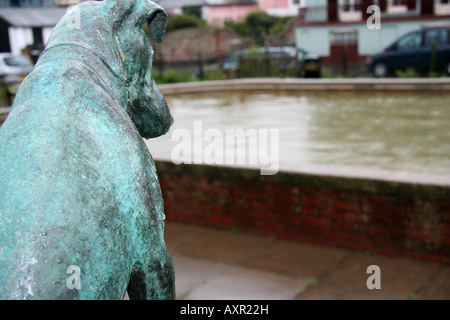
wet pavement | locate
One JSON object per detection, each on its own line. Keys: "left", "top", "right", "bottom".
{"left": 165, "top": 222, "right": 450, "bottom": 300}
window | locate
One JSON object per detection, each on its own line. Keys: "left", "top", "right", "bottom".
{"left": 341, "top": 0, "right": 361, "bottom": 12}
{"left": 396, "top": 31, "right": 422, "bottom": 50}
{"left": 425, "top": 29, "right": 439, "bottom": 47}
{"left": 436, "top": 0, "right": 450, "bottom": 16}
{"left": 331, "top": 29, "right": 358, "bottom": 45}
{"left": 424, "top": 28, "right": 450, "bottom": 46}
{"left": 19, "top": 0, "right": 42, "bottom": 6}
{"left": 388, "top": 0, "right": 408, "bottom": 13}
{"left": 32, "top": 27, "right": 43, "bottom": 47}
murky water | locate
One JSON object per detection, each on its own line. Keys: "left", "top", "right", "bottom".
{"left": 146, "top": 90, "right": 450, "bottom": 175}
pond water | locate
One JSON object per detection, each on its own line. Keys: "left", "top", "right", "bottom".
{"left": 145, "top": 90, "right": 450, "bottom": 175}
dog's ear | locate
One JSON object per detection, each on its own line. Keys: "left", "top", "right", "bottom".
{"left": 147, "top": 8, "right": 168, "bottom": 43}
{"left": 106, "top": 0, "right": 168, "bottom": 43}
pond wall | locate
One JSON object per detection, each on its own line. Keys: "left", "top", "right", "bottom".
{"left": 156, "top": 161, "right": 450, "bottom": 264}
{"left": 158, "top": 79, "right": 450, "bottom": 264}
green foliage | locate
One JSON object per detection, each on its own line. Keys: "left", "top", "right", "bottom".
{"left": 268, "top": 16, "right": 291, "bottom": 35}
{"left": 153, "top": 67, "right": 231, "bottom": 84}
{"left": 0, "top": 86, "right": 8, "bottom": 106}
{"left": 153, "top": 69, "right": 196, "bottom": 84}
{"left": 226, "top": 12, "right": 290, "bottom": 45}
{"left": 225, "top": 20, "right": 249, "bottom": 37}
{"left": 203, "top": 68, "right": 227, "bottom": 81}
{"left": 245, "top": 11, "right": 275, "bottom": 45}
{"left": 182, "top": 6, "right": 202, "bottom": 19}
{"left": 395, "top": 68, "right": 419, "bottom": 78}
{"left": 166, "top": 14, "right": 205, "bottom": 32}
{"left": 245, "top": 11, "right": 275, "bottom": 31}
{"left": 230, "top": 227, "right": 242, "bottom": 235}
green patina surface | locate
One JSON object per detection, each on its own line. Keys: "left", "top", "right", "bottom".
{"left": 0, "top": 0, "right": 174, "bottom": 299}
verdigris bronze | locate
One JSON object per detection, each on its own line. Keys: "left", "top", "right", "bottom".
{"left": 0, "top": 0, "right": 174, "bottom": 299}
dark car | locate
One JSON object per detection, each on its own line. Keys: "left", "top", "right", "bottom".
{"left": 221, "top": 46, "right": 321, "bottom": 78}
{"left": 366, "top": 27, "right": 450, "bottom": 77}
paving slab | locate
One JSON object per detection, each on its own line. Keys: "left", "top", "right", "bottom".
{"left": 242, "top": 240, "right": 350, "bottom": 278}
{"left": 165, "top": 222, "right": 208, "bottom": 251}
{"left": 184, "top": 264, "right": 310, "bottom": 300}
{"left": 416, "top": 266, "right": 450, "bottom": 300}
{"left": 172, "top": 254, "right": 229, "bottom": 300}
{"left": 321, "top": 252, "right": 442, "bottom": 296}
{"left": 164, "top": 223, "right": 448, "bottom": 300}
{"left": 171, "top": 228, "right": 274, "bottom": 264}
{"left": 296, "top": 283, "right": 405, "bottom": 300}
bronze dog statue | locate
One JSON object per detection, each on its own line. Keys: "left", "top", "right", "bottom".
{"left": 0, "top": 0, "right": 174, "bottom": 299}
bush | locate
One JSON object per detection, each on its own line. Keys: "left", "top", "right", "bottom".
{"left": 226, "top": 12, "right": 290, "bottom": 45}
{"left": 394, "top": 68, "right": 419, "bottom": 78}
{"left": 225, "top": 21, "right": 249, "bottom": 37}
{"left": 153, "top": 69, "right": 196, "bottom": 84}
{"left": 182, "top": 6, "right": 202, "bottom": 19}
{"left": 166, "top": 14, "right": 205, "bottom": 32}
{"left": 245, "top": 11, "right": 275, "bottom": 45}
{"left": 0, "top": 86, "right": 8, "bottom": 106}
{"left": 268, "top": 16, "right": 291, "bottom": 35}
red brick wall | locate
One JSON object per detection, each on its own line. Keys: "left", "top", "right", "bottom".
{"left": 153, "top": 27, "right": 253, "bottom": 65}
{"left": 156, "top": 161, "right": 450, "bottom": 264}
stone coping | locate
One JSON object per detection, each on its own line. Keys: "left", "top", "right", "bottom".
{"left": 159, "top": 78, "right": 450, "bottom": 95}
{"left": 154, "top": 160, "right": 450, "bottom": 200}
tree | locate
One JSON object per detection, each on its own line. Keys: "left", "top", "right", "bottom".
{"left": 245, "top": 11, "right": 276, "bottom": 45}
{"left": 166, "top": 14, "right": 205, "bottom": 32}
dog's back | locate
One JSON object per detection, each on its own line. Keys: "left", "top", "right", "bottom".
{"left": 0, "top": 60, "right": 164, "bottom": 299}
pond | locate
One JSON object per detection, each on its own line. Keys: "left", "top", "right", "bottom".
{"left": 145, "top": 90, "right": 450, "bottom": 175}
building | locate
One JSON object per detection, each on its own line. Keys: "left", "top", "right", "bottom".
{"left": 157, "top": 0, "right": 305, "bottom": 27}
{"left": 258, "top": 0, "right": 305, "bottom": 17}
{"left": 295, "top": 0, "right": 450, "bottom": 72}
{"left": 155, "top": 0, "right": 206, "bottom": 15}
{"left": 157, "top": 0, "right": 260, "bottom": 27}
{"left": 203, "top": 0, "right": 259, "bottom": 27}
{"left": 0, "top": 0, "right": 90, "bottom": 55}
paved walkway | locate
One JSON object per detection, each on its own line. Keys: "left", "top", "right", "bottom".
{"left": 165, "top": 222, "right": 449, "bottom": 300}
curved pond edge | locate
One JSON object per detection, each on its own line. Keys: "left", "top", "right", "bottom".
{"left": 159, "top": 77, "right": 450, "bottom": 95}
{"left": 156, "top": 79, "right": 450, "bottom": 264}
{"left": 158, "top": 78, "right": 450, "bottom": 187}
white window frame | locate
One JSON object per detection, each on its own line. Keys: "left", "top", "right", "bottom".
{"left": 435, "top": 0, "right": 450, "bottom": 15}
{"left": 339, "top": 0, "right": 362, "bottom": 22}
{"left": 387, "top": 0, "right": 408, "bottom": 14}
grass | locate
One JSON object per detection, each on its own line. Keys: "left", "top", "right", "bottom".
{"left": 153, "top": 69, "right": 197, "bottom": 84}
{"left": 153, "top": 67, "right": 229, "bottom": 85}
{"left": 0, "top": 86, "right": 9, "bottom": 106}
{"left": 395, "top": 68, "right": 419, "bottom": 78}
{"left": 176, "top": 292, "right": 189, "bottom": 300}
{"left": 230, "top": 227, "right": 242, "bottom": 235}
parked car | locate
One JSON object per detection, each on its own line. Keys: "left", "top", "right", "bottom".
{"left": 366, "top": 27, "right": 450, "bottom": 77}
{"left": 0, "top": 53, "right": 34, "bottom": 85}
{"left": 221, "top": 46, "right": 321, "bottom": 78}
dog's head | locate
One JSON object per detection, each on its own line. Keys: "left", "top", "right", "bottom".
{"left": 109, "top": 0, "right": 173, "bottom": 139}
{"left": 45, "top": 0, "right": 173, "bottom": 139}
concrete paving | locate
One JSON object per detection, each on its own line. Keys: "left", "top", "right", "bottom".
{"left": 165, "top": 222, "right": 450, "bottom": 300}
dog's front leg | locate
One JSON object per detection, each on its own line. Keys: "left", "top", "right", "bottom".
{"left": 127, "top": 221, "right": 175, "bottom": 300}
